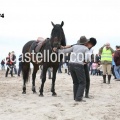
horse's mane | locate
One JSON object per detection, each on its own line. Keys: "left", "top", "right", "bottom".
{"left": 61, "top": 28, "right": 66, "bottom": 46}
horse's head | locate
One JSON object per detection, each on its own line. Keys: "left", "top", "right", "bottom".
{"left": 51, "top": 37, "right": 61, "bottom": 49}
{"left": 51, "top": 21, "right": 66, "bottom": 48}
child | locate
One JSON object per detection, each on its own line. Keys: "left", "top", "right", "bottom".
{"left": 91, "top": 62, "right": 98, "bottom": 75}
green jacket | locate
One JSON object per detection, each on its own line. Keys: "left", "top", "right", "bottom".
{"left": 99, "top": 46, "right": 114, "bottom": 64}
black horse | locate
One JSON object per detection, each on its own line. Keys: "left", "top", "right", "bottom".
{"left": 21, "top": 21, "right": 66, "bottom": 96}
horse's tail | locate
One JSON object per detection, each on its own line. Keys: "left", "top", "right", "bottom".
{"left": 21, "top": 40, "right": 34, "bottom": 84}
{"left": 21, "top": 61, "right": 31, "bottom": 84}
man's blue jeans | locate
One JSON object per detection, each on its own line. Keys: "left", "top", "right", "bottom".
{"left": 114, "top": 65, "right": 120, "bottom": 79}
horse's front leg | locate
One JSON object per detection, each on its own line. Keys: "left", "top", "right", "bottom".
{"left": 51, "top": 67, "right": 58, "bottom": 96}
{"left": 32, "top": 65, "right": 39, "bottom": 94}
{"left": 39, "top": 65, "right": 48, "bottom": 97}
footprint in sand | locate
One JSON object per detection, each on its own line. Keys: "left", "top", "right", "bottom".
{"left": 12, "top": 94, "right": 18, "bottom": 97}
{"left": 64, "top": 118, "right": 75, "bottom": 120}
{"left": 52, "top": 103, "right": 63, "bottom": 107}
{"left": 52, "top": 103, "right": 65, "bottom": 112}
{"left": 72, "top": 102, "right": 79, "bottom": 107}
{"left": 44, "top": 113, "right": 57, "bottom": 120}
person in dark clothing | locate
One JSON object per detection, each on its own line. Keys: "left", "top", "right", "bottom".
{"left": 40, "top": 66, "right": 53, "bottom": 79}
{"left": 88, "top": 61, "right": 92, "bottom": 71}
{"left": 65, "top": 53, "right": 71, "bottom": 75}
{"left": 58, "top": 62, "right": 63, "bottom": 73}
{"left": 84, "top": 38, "right": 97, "bottom": 98}
{"left": 5, "top": 52, "right": 13, "bottom": 77}
{"left": 61, "top": 37, "right": 97, "bottom": 98}
{"left": 114, "top": 46, "right": 120, "bottom": 80}
{"left": 57, "top": 36, "right": 97, "bottom": 101}
{"left": 1, "top": 59, "right": 5, "bottom": 70}
{"left": 95, "top": 54, "right": 101, "bottom": 63}
{"left": 11, "top": 51, "right": 17, "bottom": 74}
{"left": 84, "top": 64, "right": 90, "bottom": 97}
{"left": 63, "top": 55, "right": 69, "bottom": 74}
{"left": 112, "top": 54, "right": 116, "bottom": 79}
{"left": 96, "top": 62, "right": 102, "bottom": 76}
{"left": 18, "top": 54, "right": 22, "bottom": 76}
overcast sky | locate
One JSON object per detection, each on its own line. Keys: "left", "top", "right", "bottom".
{"left": 0, "top": 0, "right": 120, "bottom": 64}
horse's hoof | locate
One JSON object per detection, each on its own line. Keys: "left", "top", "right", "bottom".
{"left": 52, "top": 92, "right": 57, "bottom": 97}
{"left": 22, "top": 91, "right": 26, "bottom": 94}
{"left": 39, "top": 93, "right": 44, "bottom": 97}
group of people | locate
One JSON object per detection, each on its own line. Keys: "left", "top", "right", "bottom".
{"left": 90, "top": 61, "right": 103, "bottom": 76}
{"left": 112, "top": 46, "right": 120, "bottom": 80}
{"left": 5, "top": 51, "right": 17, "bottom": 77}
{"left": 89, "top": 44, "right": 120, "bottom": 80}
{"left": 58, "top": 42, "right": 120, "bottom": 85}
{"left": 53, "top": 37, "right": 120, "bottom": 102}
{"left": 37, "top": 36, "right": 96, "bottom": 102}
{"left": 54, "top": 36, "right": 97, "bottom": 102}
{"left": 2, "top": 37, "right": 120, "bottom": 103}
{"left": 99, "top": 43, "right": 120, "bottom": 83}
{"left": 1, "top": 52, "right": 23, "bottom": 77}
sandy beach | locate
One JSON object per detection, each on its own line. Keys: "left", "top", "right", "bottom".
{"left": 0, "top": 70, "right": 120, "bottom": 120}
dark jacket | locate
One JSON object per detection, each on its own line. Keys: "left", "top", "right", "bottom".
{"left": 6, "top": 56, "right": 13, "bottom": 65}
{"left": 12, "top": 54, "right": 16, "bottom": 65}
{"left": 114, "top": 50, "right": 120, "bottom": 66}
{"left": 1, "top": 60, "right": 5, "bottom": 65}
{"left": 18, "top": 54, "right": 22, "bottom": 66}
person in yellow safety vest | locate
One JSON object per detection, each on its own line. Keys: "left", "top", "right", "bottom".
{"left": 99, "top": 43, "right": 114, "bottom": 84}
